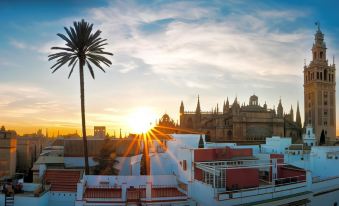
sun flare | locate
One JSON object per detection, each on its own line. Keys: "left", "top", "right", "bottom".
{"left": 127, "top": 107, "right": 157, "bottom": 134}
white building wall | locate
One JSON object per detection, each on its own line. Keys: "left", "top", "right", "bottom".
{"left": 0, "top": 193, "right": 5, "bottom": 206}
{"left": 175, "top": 147, "right": 194, "bottom": 184}
{"left": 150, "top": 153, "right": 175, "bottom": 175}
{"left": 261, "top": 136, "right": 292, "bottom": 154}
{"left": 64, "top": 157, "right": 97, "bottom": 168}
{"left": 84, "top": 175, "right": 177, "bottom": 187}
{"left": 130, "top": 154, "right": 142, "bottom": 175}
{"left": 309, "top": 146, "right": 339, "bottom": 179}
{"left": 169, "top": 134, "right": 204, "bottom": 149}
{"left": 285, "top": 153, "right": 311, "bottom": 170}
{"left": 190, "top": 181, "right": 216, "bottom": 206}
{"left": 311, "top": 176, "right": 339, "bottom": 206}
{"left": 14, "top": 192, "right": 49, "bottom": 206}
{"left": 48, "top": 192, "right": 76, "bottom": 206}
{"left": 205, "top": 142, "right": 236, "bottom": 148}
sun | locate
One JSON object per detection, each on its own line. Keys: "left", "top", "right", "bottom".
{"left": 127, "top": 107, "right": 157, "bottom": 134}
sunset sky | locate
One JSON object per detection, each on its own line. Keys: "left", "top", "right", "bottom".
{"left": 1, "top": 0, "right": 339, "bottom": 135}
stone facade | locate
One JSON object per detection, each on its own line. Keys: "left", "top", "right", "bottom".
{"left": 179, "top": 95, "right": 302, "bottom": 142}
{"left": 304, "top": 25, "right": 336, "bottom": 143}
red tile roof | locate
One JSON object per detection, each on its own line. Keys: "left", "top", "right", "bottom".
{"left": 151, "top": 187, "right": 186, "bottom": 198}
{"left": 127, "top": 188, "right": 146, "bottom": 201}
{"left": 84, "top": 188, "right": 122, "bottom": 199}
{"left": 45, "top": 169, "right": 81, "bottom": 192}
{"left": 126, "top": 187, "right": 186, "bottom": 202}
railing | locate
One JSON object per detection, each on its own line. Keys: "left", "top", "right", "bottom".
{"left": 218, "top": 175, "right": 308, "bottom": 201}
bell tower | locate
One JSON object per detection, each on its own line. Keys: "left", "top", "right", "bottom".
{"left": 304, "top": 23, "right": 336, "bottom": 143}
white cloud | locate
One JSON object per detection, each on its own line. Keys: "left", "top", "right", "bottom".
{"left": 10, "top": 40, "right": 28, "bottom": 49}
{"left": 81, "top": 1, "right": 312, "bottom": 87}
{"left": 7, "top": 1, "right": 339, "bottom": 132}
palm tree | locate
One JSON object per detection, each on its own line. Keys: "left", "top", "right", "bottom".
{"left": 48, "top": 19, "right": 113, "bottom": 174}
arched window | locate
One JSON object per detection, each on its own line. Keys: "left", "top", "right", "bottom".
{"left": 320, "top": 51, "right": 323, "bottom": 59}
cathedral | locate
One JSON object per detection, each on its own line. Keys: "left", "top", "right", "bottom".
{"left": 179, "top": 25, "right": 337, "bottom": 143}
{"left": 179, "top": 95, "right": 302, "bottom": 142}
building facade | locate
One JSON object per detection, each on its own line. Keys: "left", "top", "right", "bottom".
{"left": 0, "top": 126, "right": 17, "bottom": 179}
{"left": 94, "top": 126, "right": 106, "bottom": 138}
{"left": 304, "top": 25, "right": 336, "bottom": 143}
{"left": 180, "top": 95, "right": 302, "bottom": 142}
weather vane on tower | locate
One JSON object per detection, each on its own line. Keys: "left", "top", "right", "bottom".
{"left": 315, "top": 21, "right": 320, "bottom": 31}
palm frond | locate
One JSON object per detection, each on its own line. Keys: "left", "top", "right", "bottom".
{"left": 88, "top": 58, "right": 106, "bottom": 73}
{"left": 49, "top": 19, "right": 113, "bottom": 77}
{"left": 51, "top": 47, "right": 74, "bottom": 52}
{"left": 86, "top": 60, "right": 95, "bottom": 79}
{"left": 68, "top": 59, "right": 78, "bottom": 79}
{"left": 88, "top": 54, "right": 112, "bottom": 65}
{"left": 56, "top": 33, "right": 76, "bottom": 50}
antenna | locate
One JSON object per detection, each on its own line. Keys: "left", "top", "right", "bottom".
{"left": 333, "top": 55, "right": 335, "bottom": 65}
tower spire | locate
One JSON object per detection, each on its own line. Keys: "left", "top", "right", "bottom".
{"left": 312, "top": 21, "right": 327, "bottom": 63}
{"left": 315, "top": 21, "right": 320, "bottom": 31}
{"left": 195, "top": 95, "right": 201, "bottom": 114}
{"left": 296, "top": 102, "right": 302, "bottom": 128}
{"left": 277, "top": 98, "right": 283, "bottom": 118}
{"left": 180, "top": 100, "right": 184, "bottom": 114}
{"left": 290, "top": 105, "right": 294, "bottom": 122}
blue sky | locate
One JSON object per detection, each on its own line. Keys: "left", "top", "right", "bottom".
{"left": 1, "top": 0, "right": 339, "bottom": 135}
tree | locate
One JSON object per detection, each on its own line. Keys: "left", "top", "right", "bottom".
{"left": 204, "top": 133, "right": 211, "bottom": 142}
{"left": 319, "top": 130, "right": 326, "bottom": 145}
{"left": 93, "top": 139, "right": 119, "bottom": 175}
{"left": 48, "top": 19, "right": 113, "bottom": 174}
{"left": 198, "top": 134, "right": 204, "bottom": 148}
{"left": 140, "top": 138, "right": 150, "bottom": 175}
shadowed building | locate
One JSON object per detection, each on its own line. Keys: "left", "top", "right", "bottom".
{"left": 94, "top": 126, "right": 106, "bottom": 138}
{"left": 179, "top": 95, "right": 302, "bottom": 143}
{"left": 304, "top": 25, "right": 336, "bottom": 143}
{"left": 0, "top": 126, "right": 17, "bottom": 179}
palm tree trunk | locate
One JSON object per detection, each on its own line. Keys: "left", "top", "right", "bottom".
{"left": 79, "top": 59, "right": 90, "bottom": 175}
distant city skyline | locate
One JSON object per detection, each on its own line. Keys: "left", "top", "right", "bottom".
{"left": 1, "top": 0, "right": 339, "bottom": 135}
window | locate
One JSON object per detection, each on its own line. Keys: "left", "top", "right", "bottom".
{"left": 202, "top": 171, "right": 213, "bottom": 185}
{"left": 320, "top": 51, "right": 323, "bottom": 59}
{"left": 324, "top": 101, "right": 328, "bottom": 106}
{"left": 183, "top": 160, "right": 187, "bottom": 171}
